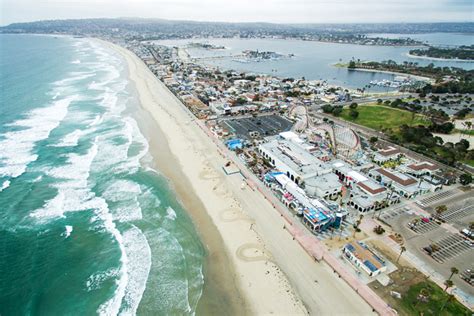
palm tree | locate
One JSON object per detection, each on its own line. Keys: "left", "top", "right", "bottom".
{"left": 430, "top": 243, "right": 440, "bottom": 254}
{"left": 372, "top": 201, "right": 381, "bottom": 218}
{"left": 444, "top": 279, "right": 454, "bottom": 292}
{"left": 397, "top": 245, "right": 406, "bottom": 263}
{"left": 440, "top": 294, "right": 455, "bottom": 311}
{"left": 448, "top": 267, "right": 459, "bottom": 281}
{"left": 353, "top": 214, "right": 363, "bottom": 237}
{"left": 435, "top": 205, "right": 447, "bottom": 219}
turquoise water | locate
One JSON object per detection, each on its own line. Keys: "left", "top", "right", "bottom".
{"left": 156, "top": 34, "right": 473, "bottom": 90}
{"left": 0, "top": 34, "right": 205, "bottom": 315}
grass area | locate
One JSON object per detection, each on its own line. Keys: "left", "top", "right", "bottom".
{"left": 462, "top": 159, "right": 474, "bottom": 167}
{"left": 400, "top": 281, "right": 471, "bottom": 316}
{"left": 339, "top": 104, "right": 429, "bottom": 131}
{"left": 370, "top": 268, "right": 471, "bottom": 316}
{"left": 333, "top": 62, "right": 348, "bottom": 68}
{"left": 367, "top": 240, "right": 471, "bottom": 316}
{"left": 460, "top": 129, "right": 474, "bottom": 136}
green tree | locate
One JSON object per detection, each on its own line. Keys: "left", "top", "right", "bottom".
{"left": 459, "top": 173, "right": 472, "bottom": 185}
{"left": 444, "top": 279, "right": 454, "bottom": 292}
{"left": 352, "top": 214, "right": 363, "bottom": 237}
{"left": 397, "top": 245, "right": 406, "bottom": 263}
{"left": 349, "top": 102, "right": 358, "bottom": 109}
{"left": 448, "top": 267, "right": 459, "bottom": 281}
{"left": 348, "top": 60, "right": 356, "bottom": 69}
{"left": 349, "top": 109, "right": 359, "bottom": 119}
{"left": 435, "top": 205, "right": 447, "bottom": 219}
{"left": 440, "top": 294, "right": 455, "bottom": 312}
{"left": 332, "top": 107, "right": 343, "bottom": 117}
{"left": 322, "top": 104, "right": 334, "bottom": 113}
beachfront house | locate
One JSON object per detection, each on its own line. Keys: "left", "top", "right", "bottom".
{"left": 343, "top": 242, "right": 387, "bottom": 277}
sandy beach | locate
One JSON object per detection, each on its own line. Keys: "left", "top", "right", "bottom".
{"left": 101, "top": 39, "right": 375, "bottom": 315}
{"left": 350, "top": 67, "right": 434, "bottom": 83}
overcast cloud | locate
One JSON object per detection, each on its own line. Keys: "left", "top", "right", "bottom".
{"left": 0, "top": 0, "right": 472, "bottom": 26}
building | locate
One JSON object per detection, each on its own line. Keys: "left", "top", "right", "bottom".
{"left": 347, "top": 179, "right": 398, "bottom": 213}
{"left": 258, "top": 134, "right": 332, "bottom": 186}
{"left": 403, "top": 161, "right": 439, "bottom": 178}
{"left": 302, "top": 208, "right": 335, "bottom": 233}
{"left": 373, "top": 146, "right": 401, "bottom": 164}
{"left": 369, "top": 168, "right": 434, "bottom": 199}
{"left": 305, "top": 173, "right": 342, "bottom": 199}
{"left": 343, "top": 242, "right": 387, "bottom": 276}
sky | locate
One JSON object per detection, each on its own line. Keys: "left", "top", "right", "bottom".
{"left": 0, "top": 0, "right": 473, "bottom": 26}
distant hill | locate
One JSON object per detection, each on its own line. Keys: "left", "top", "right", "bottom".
{"left": 1, "top": 18, "right": 473, "bottom": 39}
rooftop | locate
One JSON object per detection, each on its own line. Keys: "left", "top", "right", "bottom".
{"left": 305, "top": 173, "right": 341, "bottom": 190}
{"left": 377, "top": 146, "right": 400, "bottom": 157}
{"left": 357, "top": 180, "right": 386, "bottom": 195}
{"left": 407, "top": 161, "right": 439, "bottom": 171}
{"left": 345, "top": 241, "right": 385, "bottom": 272}
{"left": 261, "top": 137, "right": 332, "bottom": 177}
{"left": 375, "top": 168, "right": 417, "bottom": 186}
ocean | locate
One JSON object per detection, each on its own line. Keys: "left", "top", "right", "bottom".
{"left": 0, "top": 34, "right": 205, "bottom": 315}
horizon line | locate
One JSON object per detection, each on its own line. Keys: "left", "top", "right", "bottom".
{"left": 2, "top": 16, "right": 474, "bottom": 28}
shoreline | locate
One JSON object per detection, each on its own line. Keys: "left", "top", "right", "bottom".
{"left": 348, "top": 67, "right": 434, "bottom": 82}
{"left": 101, "top": 39, "right": 377, "bottom": 315}
{"left": 405, "top": 52, "right": 474, "bottom": 63}
{"left": 99, "top": 39, "right": 308, "bottom": 314}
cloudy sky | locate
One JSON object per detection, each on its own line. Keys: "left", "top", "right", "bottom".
{"left": 1, "top": 0, "right": 472, "bottom": 26}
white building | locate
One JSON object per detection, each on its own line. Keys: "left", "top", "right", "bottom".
{"left": 343, "top": 242, "right": 387, "bottom": 277}
{"left": 305, "top": 173, "right": 342, "bottom": 199}
{"left": 258, "top": 134, "right": 332, "bottom": 186}
{"left": 373, "top": 146, "right": 401, "bottom": 164}
{"left": 368, "top": 168, "right": 435, "bottom": 199}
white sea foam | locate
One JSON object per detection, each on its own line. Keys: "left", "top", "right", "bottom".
{"left": 86, "top": 268, "right": 120, "bottom": 292}
{"left": 29, "top": 139, "right": 130, "bottom": 316}
{"left": 88, "top": 115, "right": 104, "bottom": 127}
{"left": 166, "top": 207, "right": 177, "bottom": 221}
{"left": 52, "top": 129, "right": 87, "bottom": 147}
{"left": 0, "top": 180, "right": 11, "bottom": 192}
{"left": 71, "top": 59, "right": 81, "bottom": 64}
{"left": 102, "top": 180, "right": 142, "bottom": 202}
{"left": 30, "top": 141, "right": 98, "bottom": 220}
{"left": 54, "top": 72, "right": 96, "bottom": 87}
{"left": 63, "top": 225, "right": 73, "bottom": 238}
{"left": 102, "top": 180, "right": 143, "bottom": 222}
{"left": 96, "top": 197, "right": 129, "bottom": 316}
{"left": 153, "top": 229, "right": 193, "bottom": 313}
{"left": 31, "top": 175, "right": 43, "bottom": 183}
{"left": 0, "top": 95, "right": 76, "bottom": 179}
{"left": 118, "top": 226, "right": 152, "bottom": 316}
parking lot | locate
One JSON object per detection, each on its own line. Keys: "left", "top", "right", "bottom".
{"left": 416, "top": 188, "right": 459, "bottom": 207}
{"left": 426, "top": 233, "right": 473, "bottom": 264}
{"left": 379, "top": 205, "right": 412, "bottom": 223}
{"left": 408, "top": 218, "right": 440, "bottom": 234}
{"left": 384, "top": 194, "right": 474, "bottom": 297}
{"left": 221, "top": 114, "right": 293, "bottom": 140}
{"left": 439, "top": 203, "right": 474, "bottom": 223}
